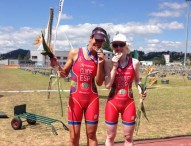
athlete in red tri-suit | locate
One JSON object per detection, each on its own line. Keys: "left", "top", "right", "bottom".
{"left": 50, "top": 27, "right": 107, "bottom": 146}
{"left": 68, "top": 47, "right": 99, "bottom": 125}
{"left": 105, "top": 57, "right": 136, "bottom": 126}
{"left": 104, "top": 33, "right": 146, "bottom": 146}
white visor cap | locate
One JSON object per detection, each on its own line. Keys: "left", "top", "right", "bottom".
{"left": 112, "top": 33, "right": 127, "bottom": 43}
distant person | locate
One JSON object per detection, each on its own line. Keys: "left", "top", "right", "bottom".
{"left": 104, "top": 33, "right": 146, "bottom": 146}
{"left": 50, "top": 27, "right": 107, "bottom": 146}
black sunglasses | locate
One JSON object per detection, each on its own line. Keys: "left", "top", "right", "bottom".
{"left": 112, "top": 43, "right": 126, "bottom": 48}
{"left": 95, "top": 39, "right": 105, "bottom": 43}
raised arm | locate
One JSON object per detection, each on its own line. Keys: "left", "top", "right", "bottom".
{"left": 104, "top": 60, "right": 114, "bottom": 89}
{"left": 95, "top": 49, "right": 105, "bottom": 86}
{"left": 104, "top": 53, "right": 123, "bottom": 89}
{"left": 50, "top": 49, "right": 78, "bottom": 78}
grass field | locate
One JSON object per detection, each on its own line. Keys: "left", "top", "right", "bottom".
{"left": 0, "top": 68, "right": 191, "bottom": 146}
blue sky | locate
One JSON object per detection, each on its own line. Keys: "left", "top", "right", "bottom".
{"left": 0, "top": 0, "right": 190, "bottom": 54}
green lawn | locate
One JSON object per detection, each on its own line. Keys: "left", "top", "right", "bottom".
{"left": 0, "top": 68, "right": 191, "bottom": 146}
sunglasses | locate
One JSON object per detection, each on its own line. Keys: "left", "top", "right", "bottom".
{"left": 95, "top": 39, "right": 105, "bottom": 43}
{"left": 112, "top": 43, "right": 126, "bottom": 48}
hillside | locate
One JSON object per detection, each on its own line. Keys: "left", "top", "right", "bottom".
{"left": 0, "top": 49, "right": 30, "bottom": 60}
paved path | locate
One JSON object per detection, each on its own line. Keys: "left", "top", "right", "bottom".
{"left": 99, "top": 136, "right": 191, "bottom": 146}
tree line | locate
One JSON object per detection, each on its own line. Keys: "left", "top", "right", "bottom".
{"left": 0, "top": 48, "right": 190, "bottom": 66}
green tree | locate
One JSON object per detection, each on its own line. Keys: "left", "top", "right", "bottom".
{"left": 103, "top": 34, "right": 112, "bottom": 52}
{"left": 161, "top": 54, "right": 166, "bottom": 65}
{"left": 24, "top": 51, "right": 30, "bottom": 60}
{"left": 18, "top": 54, "right": 22, "bottom": 60}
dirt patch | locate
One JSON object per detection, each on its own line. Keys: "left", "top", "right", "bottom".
{"left": 1, "top": 65, "right": 20, "bottom": 68}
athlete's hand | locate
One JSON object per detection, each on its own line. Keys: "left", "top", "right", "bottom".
{"left": 97, "top": 49, "right": 105, "bottom": 64}
{"left": 141, "top": 90, "right": 147, "bottom": 100}
{"left": 138, "top": 85, "right": 147, "bottom": 100}
{"left": 112, "top": 53, "right": 122, "bottom": 68}
{"left": 50, "top": 57, "right": 59, "bottom": 67}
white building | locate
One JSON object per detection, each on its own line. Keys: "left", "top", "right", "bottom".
{"left": 30, "top": 49, "right": 113, "bottom": 67}
{"left": 30, "top": 49, "right": 69, "bottom": 67}
{"left": 163, "top": 54, "right": 170, "bottom": 65}
{"left": 140, "top": 61, "right": 153, "bottom": 66}
{"left": 0, "top": 59, "right": 19, "bottom": 65}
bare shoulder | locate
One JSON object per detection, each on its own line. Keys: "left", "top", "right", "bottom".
{"left": 132, "top": 58, "right": 139, "bottom": 63}
{"left": 67, "top": 48, "right": 79, "bottom": 60}
{"left": 132, "top": 58, "right": 140, "bottom": 72}
{"left": 132, "top": 58, "right": 140, "bottom": 65}
{"left": 69, "top": 48, "right": 79, "bottom": 55}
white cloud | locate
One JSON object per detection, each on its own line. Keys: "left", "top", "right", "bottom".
{"left": 0, "top": 26, "right": 14, "bottom": 32}
{"left": 159, "top": 2, "right": 187, "bottom": 10}
{"left": 61, "top": 13, "right": 73, "bottom": 20}
{"left": 140, "top": 38, "right": 185, "bottom": 53}
{"left": 0, "top": 33, "right": 10, "bottom": 40}
{"left": 91, "top": 1, "right": 96, "bottom": 5}
{"left": 145, "top": 39, "right": 160, "bottom": 44}
{"left": 157, "top": 21, "right": 184, "bottom": 30}
{"left": 149, "top": 10, "right": 181, "bottom": 17}
{"left": 149, "top": 2, "right": 187, "bottom": 18}
{"left": 0, "top": 40, "right": 14, "bottom": 47}
{"left": 128, "top": 24, "right": 162, "bottom": 35}
{"left": 109, "top": 23, "right": 162, "bottom": 36}
{"left": 90, "top": 1, "right": 104, "bottom": 7}
{"left": 0, "top": 21, "right": 187, "bottom": 54}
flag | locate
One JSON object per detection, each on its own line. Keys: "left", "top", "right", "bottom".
{"left": 54, "top": 0, "right": 65, "bottom": 50}
{"left": 134, "top": 50, "right": 139, "bottom": 60}
{"left": 33, "top": 36, "right": 41, "bottom": 45}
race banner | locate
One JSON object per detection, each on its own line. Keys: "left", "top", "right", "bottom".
{"left": 53, "top": 0, "right": 65, "bottom": 50}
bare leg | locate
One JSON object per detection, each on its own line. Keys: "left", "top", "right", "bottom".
{"left": 86, "top": 123, "right": 98, "bottom": 146}
{"left": 105, "top": 124, "right": 117, "bottom": 146}
{"left": 123, "top": 124, "right": 135, "bottom": 146}
{"left": 68, "top": 124, "right": 81, "bottom": 146}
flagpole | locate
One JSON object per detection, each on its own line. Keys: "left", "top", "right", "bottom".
{"left": 53, "top": 0, "right": 65, "bottom": 51}
{"left": 184, "top": 0, "right": 191, "bottom": 66}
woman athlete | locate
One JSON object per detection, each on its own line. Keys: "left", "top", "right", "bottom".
{"left": 50, "top": 27, "right": 107, "bottom": 146}
{"left": 104, "top": 33, "right": 146, "bottom": 146}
